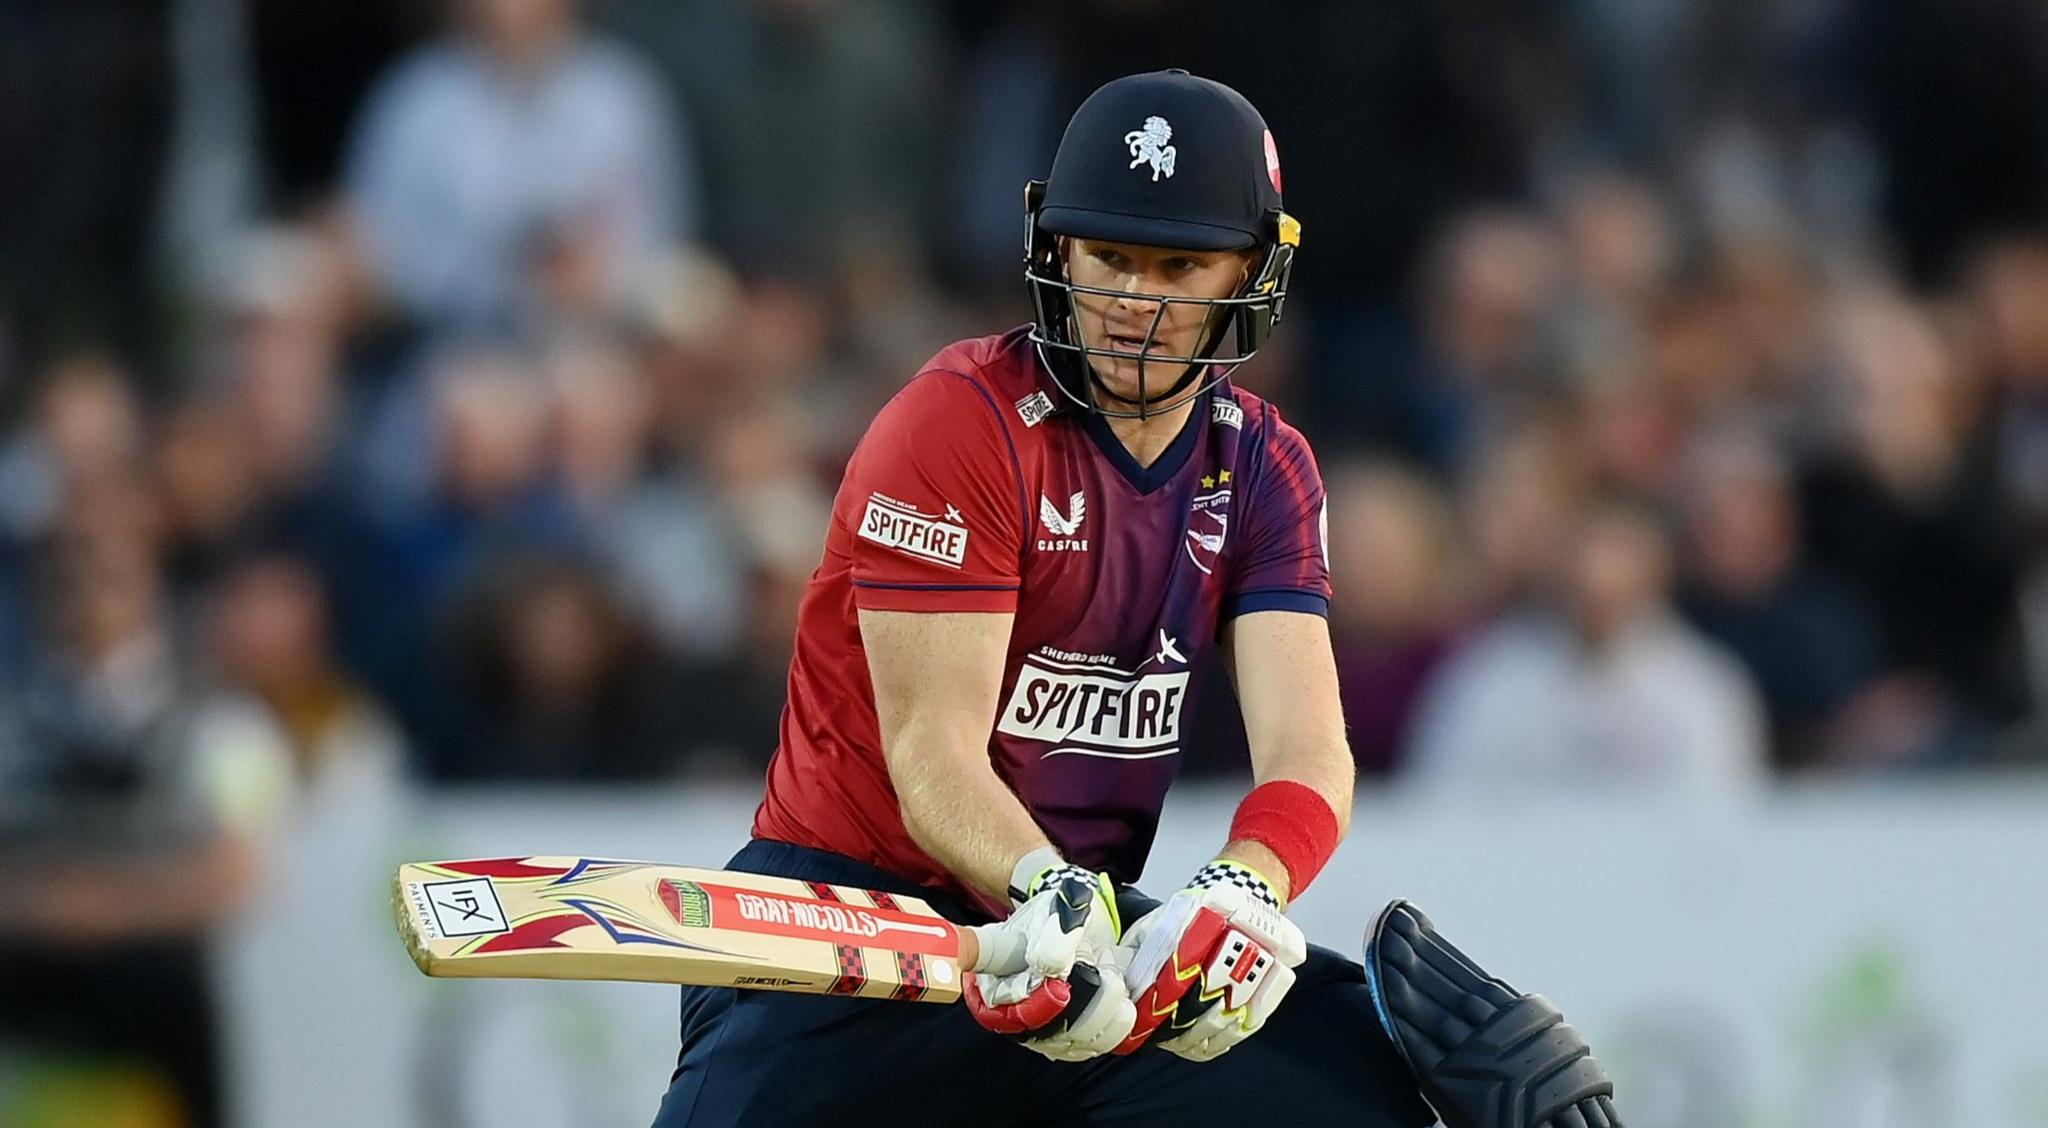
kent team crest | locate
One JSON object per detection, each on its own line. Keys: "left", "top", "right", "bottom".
{"left": 1125, "top": 116, "right": 1176, "bottom": 181}
{"left": 1185, "top": 475, "right": 1232, "bottom": 575}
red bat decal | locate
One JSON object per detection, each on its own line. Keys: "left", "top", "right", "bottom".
{"left": 475, "top": 912, "right": 584, "bottom": 953}
{"left": 438, "top": 859, "right": 574, "bottom": 879}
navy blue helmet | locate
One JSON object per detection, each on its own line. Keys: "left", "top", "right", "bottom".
{"left": 1026, "top": 69, "right": 1301, "bottom": 417}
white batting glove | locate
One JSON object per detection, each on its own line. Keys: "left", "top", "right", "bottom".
{"left": 962, "top": 848, "right": 1136, "bottom": 1061}
{"left": 1111, "top": 860, "right": 1307, "bottom": 1061}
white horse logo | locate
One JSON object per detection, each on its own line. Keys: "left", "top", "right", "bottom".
{"left": 1125, "top": 116, "right": 1176, "bottom": 181}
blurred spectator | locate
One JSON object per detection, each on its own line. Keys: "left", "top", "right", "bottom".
{"left": 1555, "top": 172, "right": 1676, "bottom": 348}
{"left": 1970, "top": 238, "right": 2048, "bottom": 754}
{"left": 1796, "top": 290, "right": 2032, "bottom": 758}
{"left": 154, "top": 401, "right": 262, "bottom": 601}
{"left": 1552, "top": 175, "right": 1690, "bottom": 495}
{"left": 343, "top": 0, "right": 693, "bottom": 332}
{"left": 0, "top": 358, "right": 154, "bottom": 679}
{"left": 1406, "top": 497, "right": 1768, "bottom": 796}
{"left": 1648, "top": 236, "right": 1816, "bottom": 437}
{"left": 679, "top": 393, "right": 837, "bottom": 772}
{"left": 391, "top": 347, "right": 580, "bottom": 593}
{"left": 431, "top": 552, "right": 682, "bottom": 780}
{"left": 608, "top": 0, "right": 941, "bottom": 282}
{"left": 727, "top": 278, "right": 831, "bottom": 397}
{"left": 1457, "top": 415, "right": 1590, "bottom": 612}
{"left": 1968, "top": 237, "right": 2048, "bottom": 525}
{"left": 1324, "top": 459, "right": 1469, "bottom": 777}
{"left": 0, "top": 356, "right": 148, "bottom": 546}
{"left": 544, "top": 335, "right": 746, "bottom": 656}
{"left": 0, "top": 532, "right": 291, "bottom": 1127}
{"left": 708, "top": 395, "right": 833, "bottom": 591}
{"left": 187, "top": 226, "right": 400, "bottom": 705}
{"left": 203, "top": 553, "right": 404, "bottom": 793}
{"left": 1409, "top": 209, "right": 1566, "bottom": 468}
{"left": 627, "top": 247, "right": 745, "bottom": 456}
{"left": 1580, "top": 356, "right": 1689, "bottom": 498}
{"left": 1675, "top": 428, "right": 1881, "bottom": 770}
{"left": 367, "top": 346, "right": 583, "bottom": 740}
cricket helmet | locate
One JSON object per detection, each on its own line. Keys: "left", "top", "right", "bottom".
{"left": 1025, "top": 69, "right": 1301, "bottom": 417}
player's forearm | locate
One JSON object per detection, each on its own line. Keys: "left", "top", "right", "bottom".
{"left": 887, "top": 724, "right": 1053, "bottom": 903}
{"left": 1223, "top": 738, "right": 1355, "bottom": 908}
{"left": 1250, "top": 740, "right": 1354, "bottom": 838}
{"left": 1224, "top": 611, "right": 1356, "bottom": 904}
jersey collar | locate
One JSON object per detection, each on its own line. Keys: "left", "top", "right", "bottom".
{"left": 1080, "top": 383, "right": 1214, "bottom": 495}
{"left": 1018, "top": 325, "right": 1223, "bottom": 496}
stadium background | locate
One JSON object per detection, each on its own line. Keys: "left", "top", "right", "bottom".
{"left": 1, "top": 0, "right": 2046, "bottom": 1125}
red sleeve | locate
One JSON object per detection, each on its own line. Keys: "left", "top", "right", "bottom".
{"left": 844, "top": 371, "right": 1028, "bottom": 613}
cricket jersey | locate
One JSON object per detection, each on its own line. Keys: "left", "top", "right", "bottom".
{"left": 752, "top": 326, "right": 1330, "bottom": 915}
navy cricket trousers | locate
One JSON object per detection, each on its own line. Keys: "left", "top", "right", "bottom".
{"left": 651, "top": 840, "right": 1434, "bottom": 1127}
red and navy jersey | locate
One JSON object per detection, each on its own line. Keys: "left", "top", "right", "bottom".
{"left": 753, "top": 327, "right": 1330, "bottom": 914}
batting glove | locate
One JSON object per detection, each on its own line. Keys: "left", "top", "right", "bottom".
{"left": 1112, "top": 860, "right": 1307, "bottom": 1061}
{"left": 963, "top": 848, "right": 1136, "bottom": 1061}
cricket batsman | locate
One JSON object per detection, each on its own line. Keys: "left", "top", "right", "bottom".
{"left": 655, "top": 70, "right": 1623, "bottom": 1128}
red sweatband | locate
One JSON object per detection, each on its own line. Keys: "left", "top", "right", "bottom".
{"left": 1228, "top": 780, "right": 1340, "bottom": 897}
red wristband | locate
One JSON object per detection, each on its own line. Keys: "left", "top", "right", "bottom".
{"left": 1228, "top": 780, "right": 1340, "bottom": 896}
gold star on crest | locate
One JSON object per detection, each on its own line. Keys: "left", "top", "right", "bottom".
{"left": 1200, "top": 475, "right": 1216, "bottom": 488}
{"left": 1218, "top": 470, "right": 1232, "bottom": 484}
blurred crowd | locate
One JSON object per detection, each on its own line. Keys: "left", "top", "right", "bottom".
{"left": 5, "top": 0, "right": 2048, "bottom": 1122}
{"left": 0, "top": 0, "right": 2044, "bottom": 807}
{"left": 0, "top": 0, "right": 2042, "bottom": 801}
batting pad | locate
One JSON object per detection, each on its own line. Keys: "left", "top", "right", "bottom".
{"left": 1363, "top": 900, "right": 1623, "bottom": 1128}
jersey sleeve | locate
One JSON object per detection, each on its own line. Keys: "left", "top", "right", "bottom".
{"left": 1226, "top": 408, "right": 1332, "bottom": 618}
{"left": 843, "top": 370, "right": 1028, "bottom": 613}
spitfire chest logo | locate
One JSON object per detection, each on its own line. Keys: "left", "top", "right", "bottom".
{"left": 1126, "top": 116, "right": 1176, "bottom": 181}
{"left": 1185, "top": 471, "right": 1233, "bottom": 575}
{"left": 999, "top": 648, "right": 1190, "bottom": 761}
{"left": 1038, "top": 490, "right": 1088, "bottom": 553}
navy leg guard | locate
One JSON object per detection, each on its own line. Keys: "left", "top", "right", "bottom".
{"left": 1363, "top": 900, "right": 1623, "bottom": 1128}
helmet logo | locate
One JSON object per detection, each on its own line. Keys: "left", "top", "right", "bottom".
{"left": 1263, "top": 130, "right": 1282, "bottom": 192}
{"left": 1125, "top": 116, "right": 1177, "bottom": 181}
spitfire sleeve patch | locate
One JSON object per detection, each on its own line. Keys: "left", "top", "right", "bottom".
{"left": 857, "top": 492, "right": 970, "bottom": 568}
{"left": 843, "top": 368, "right": 1025, "bottom": 611}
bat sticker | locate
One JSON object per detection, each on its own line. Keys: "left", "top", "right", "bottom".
{"left": 416, "top": 878, "right": 511, "bottom": 939}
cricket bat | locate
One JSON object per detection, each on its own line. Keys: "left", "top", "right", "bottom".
{"left": 392, "top": 857, "right": 980, "bottom": 1003}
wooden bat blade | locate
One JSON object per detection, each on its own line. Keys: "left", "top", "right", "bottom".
{"left": 392, "top": 857, "right": 971, "bottom": 1004}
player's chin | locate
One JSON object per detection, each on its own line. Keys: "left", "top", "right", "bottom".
{"left": 1087, "top": 354, "right": 1186, "bottom": 402}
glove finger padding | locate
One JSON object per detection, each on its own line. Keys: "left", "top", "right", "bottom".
{"left": 1027, "top": 958, "right": 1138, "bottom": 1061}
{"left": 1116, "top": 864, "right": 1307, "bottom": 1060}
{"left": 965, "top": 868, "right": 1136, "bottom": 1060}
{"left": 1364, "top": 900, "right": 1623, "bottom": 1128}
{"left": 1154, "top": 958, "right": 1296, "bottom": 1061}
{"left": 962, "top": 965, "right": 1073, "bottom": 1034}
{"left": 966, "top": 956, "right": 1136, "bottom": 1060}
